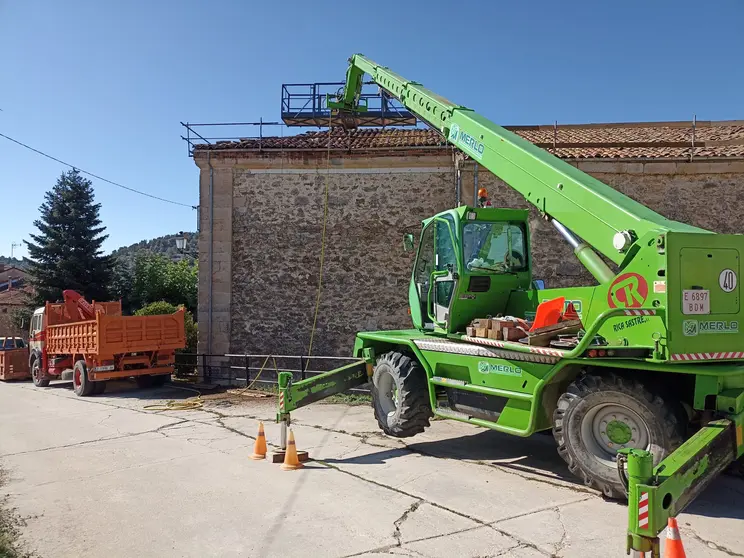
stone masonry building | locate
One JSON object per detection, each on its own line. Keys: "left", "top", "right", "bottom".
{"left": 0, "top": 265, "right": 32, "bottom": 338}
{"left": 192, "top": 121, "right": 744, "bottom": 361}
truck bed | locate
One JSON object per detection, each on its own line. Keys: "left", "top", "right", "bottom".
{"left": 46, "top": 309, "right": 185, "bottom": 358}
{"left": 0, "top": 348, "right": 30, "bottom": 380}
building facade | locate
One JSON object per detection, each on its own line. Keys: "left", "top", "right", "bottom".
{"left": 0, "top": 265, "right": 32, "bottom": 338}
{"left": 192, "top": 121, "right": 744, "bottom": 361}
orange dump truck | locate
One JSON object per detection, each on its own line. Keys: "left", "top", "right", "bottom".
{"left": 29, "top": 290, "right": 186, "bottom": 396}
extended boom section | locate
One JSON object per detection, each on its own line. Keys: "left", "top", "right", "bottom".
{"left": 621, "top": 412, "right": 743, "bottom": 557}
{"left": 330, "top": 54, "right": 707, "bottom": 269}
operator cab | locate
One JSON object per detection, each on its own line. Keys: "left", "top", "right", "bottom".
{"left": 409, "top": 204, "right": 533, "bottom": 334}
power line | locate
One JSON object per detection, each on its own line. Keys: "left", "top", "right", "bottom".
{"left": 0, "top": 131, "right": 195, "bottom": 209}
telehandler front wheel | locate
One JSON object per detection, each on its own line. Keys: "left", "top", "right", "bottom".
{"left": 372, "top": 351, "right": 432, "bottom": 438}
{"left": 553, "top": 372, "right": 684, "bottom": 500}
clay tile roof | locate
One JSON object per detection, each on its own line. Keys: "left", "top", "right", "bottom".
{"left": 0, "top": 288, "right": 31, "bottom": 306}
{"left": 196, "top": 120, "right": 744, "bottom": 160}
{"left": 0, "top": 266, "right": 28, "bottom": 283}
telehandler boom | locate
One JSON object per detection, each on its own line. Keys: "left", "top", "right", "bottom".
{"left": 276, "top": 55, "right": 744, "bottom": 557}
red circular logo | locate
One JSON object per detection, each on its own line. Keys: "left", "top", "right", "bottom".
{"left": 607, "top": 273, "right": 648, "bottom": 309}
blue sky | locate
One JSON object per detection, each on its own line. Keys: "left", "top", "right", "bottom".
{"left": 1, "top": 0, "right": 742, "bottom": 259}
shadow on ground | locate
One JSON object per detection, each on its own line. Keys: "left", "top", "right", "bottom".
{"left": 326, "top": 428, "right": 580, "bottom": 486}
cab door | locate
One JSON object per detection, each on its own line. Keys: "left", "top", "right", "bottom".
{"left": 29, "top": 311, "right": 44, "bottom": 354}
{"left": 430, "top": 217, "right": 459, "bottom": 328}
{"left": 411, "top": 215, "right": 460, "bottom": 332}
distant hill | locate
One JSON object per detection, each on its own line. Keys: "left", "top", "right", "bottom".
{"left": 0, "top": 256, "right": 28, "bottom": 269}
{"left": 111, "top": 232, "right": 199, "bottom": 266}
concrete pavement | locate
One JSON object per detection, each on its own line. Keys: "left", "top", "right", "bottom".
{"left": 1, "top": 380, "right": 743, "bottom": 558}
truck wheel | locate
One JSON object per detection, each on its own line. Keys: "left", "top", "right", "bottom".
{"left": 150, "top": 374, "right": 169, "bottom": 387}
{"left": 31, "top": 358, "right": 50, "bottom": 387}
{"left": 553, "top": 372, "right": 684, "bottom": 499}
{"left": 372, "top": 352, "right": 432, "bottom": 438}
{"left": 72, "top": 360, "right": 94, "bottom": 397}
{"left": 135, "top": 375, "right": 154, "bottom": 389}
{"left": 92, "top": 381, "right": 107, "bottom": 395}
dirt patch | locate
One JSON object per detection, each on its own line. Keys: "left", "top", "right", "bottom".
{"left": 0, "top": 469, "right": 33, "bottom": 558}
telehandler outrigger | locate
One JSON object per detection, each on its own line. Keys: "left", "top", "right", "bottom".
{"left": 276, "top": 54, "right": 744, "bottom": 556}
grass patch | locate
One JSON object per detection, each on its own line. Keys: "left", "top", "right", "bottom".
{"left": 0, "top": 470, "right": 31, "bottom": 558}
{"left": 321, "top": 392, "right": 372, "bottom": 406}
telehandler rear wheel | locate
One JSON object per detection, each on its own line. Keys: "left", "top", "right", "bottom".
{"left": 372, "top": 351, "right": 432, "bottom": 438}
{"left": 553, "top": 372, "right": 684, "bottom": 500}
{"left": 72, "top": 360, "right": 94, "bottom": 397}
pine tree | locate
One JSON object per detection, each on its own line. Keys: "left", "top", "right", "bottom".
{"left": 25, "top": 169, "right": 113, "bottom": 305}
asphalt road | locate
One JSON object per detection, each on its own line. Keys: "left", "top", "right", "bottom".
{"left": 1, "top": 380, "right": 743, "bottom": 558}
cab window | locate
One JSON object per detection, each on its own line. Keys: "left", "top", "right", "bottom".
{"left": 463, "top": 222, "right": 527, "bottom": 273}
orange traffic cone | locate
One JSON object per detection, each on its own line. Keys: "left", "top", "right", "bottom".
{"left": 562, "top": 302, "right": 581, "bottom": 322}
{"left": 663, "top": 517, "right": 687, "bottom": 558}
{"left": 280, "top": 429, "right": 304, "bottom": 471}
{"left": 249, "top": 422, "right": 267, "bottom": 460}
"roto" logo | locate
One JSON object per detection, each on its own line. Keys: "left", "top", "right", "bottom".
{"left": 607, "top": 272, "right": 649, "bottom": 308}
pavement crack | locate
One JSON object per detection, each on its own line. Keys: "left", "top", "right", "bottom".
{"left": 490, "top": 496, "right": 590, "bottom": 526}
{"left": 317, "top": 457, "right": 553, "bottom": 558}
{"left": 27, "top": 450, "right": 216, "bottom": 489}
{"left": 487, "top": 525, "right": 553, "bottom": 558}
{"left": 552, "top": 506, "right": 568, "bottom": 556}
{"left": 393, "top": 501, "right": 422, "bottom": 546}
{"left": 684, "top": 528, "right": 744, "bottom": 557}
{"left": 288, "top": 420, "right": 593, "bottom": 495}
{"left": 0, "top": 426, "right": 177, "bottom": 458}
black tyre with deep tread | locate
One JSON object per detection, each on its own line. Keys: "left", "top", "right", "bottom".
{"left": 31, "top": 357, "right": 50, "bottom": 387}
{"left": 72, "top": 360, "right": 94, "bottom": 397}
{"left": 372, "top": 351, "right": 433, "bottom": 438}
{"left": 553, "top": 371, "right": 684, "bottom": 500}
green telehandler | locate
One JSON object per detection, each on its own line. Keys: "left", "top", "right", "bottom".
{"left": 275, "top": 54, "right": 744, "bottom": 556}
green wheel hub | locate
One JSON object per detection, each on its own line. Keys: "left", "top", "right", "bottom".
{"left": 606, "top": 420, "right": 633, "bottom": 445}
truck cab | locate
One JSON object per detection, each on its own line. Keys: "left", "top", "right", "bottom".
{"left": 28, "top": 306, "right": 45, "bottom": 357}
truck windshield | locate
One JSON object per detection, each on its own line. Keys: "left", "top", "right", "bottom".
{"left": 463, "top": 222, "right": 526, "bottom": 274}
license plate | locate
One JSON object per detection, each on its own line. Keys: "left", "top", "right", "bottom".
{"left": 682, "top": 290, "right": 710, "bottom": 315}
{"left": 94, "top": 364, "right": 115, "bottom": 372}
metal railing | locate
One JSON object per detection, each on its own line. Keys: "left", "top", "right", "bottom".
{"left": 280, "top": 81, "right": 416, "bottom": 128}
{"left": 174, "top": 352, "right": 370, "bottom": 393}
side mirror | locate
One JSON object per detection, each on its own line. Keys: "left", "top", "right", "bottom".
{"left": 532, "top": 279, "right": 545, "bottom": 290}
{"left": 403, "top": 233, "right": 415, "bottom": 253}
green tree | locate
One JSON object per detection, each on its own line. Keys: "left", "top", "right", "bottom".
{"left": 135, "top": 301, "right": 197, "bottom": 352}
{"left": 112, "top": 253, "right": 197, "bottom": 315}
{"left": 25, "top": 169, "right": 113, "bottom": 304}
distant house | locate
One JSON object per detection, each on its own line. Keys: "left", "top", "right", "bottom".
{"left": 0, "top": 264, "right": 33, "bottom": 338}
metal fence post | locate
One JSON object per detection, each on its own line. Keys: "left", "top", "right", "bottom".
{"left": 300, "top": 356, "right": 305, "bottom": 381}
{"left": 245, "top": 355, "right": 250, "bottom": 386}
{"left": 202, "top": 354, "right": 209, "bottom": 384}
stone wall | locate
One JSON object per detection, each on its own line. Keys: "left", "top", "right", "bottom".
{"left": 227, "top": 152, "right": 455, "bottom": 356}
{"left": 194, "top": 150, "right": 744, "bottom": 358}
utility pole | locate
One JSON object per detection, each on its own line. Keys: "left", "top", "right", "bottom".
{"left": 11, "top": 242, "right": 20, "bottom": 259}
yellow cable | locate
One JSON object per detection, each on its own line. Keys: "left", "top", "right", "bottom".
{"left": 305, "top": 114, "right": 333, "bottom": 370}
{"left": 144, "top": 384, "right": 204, "bottom": 411}
{"left": 227, "top": 355, "right": 276, "bottom": 396}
